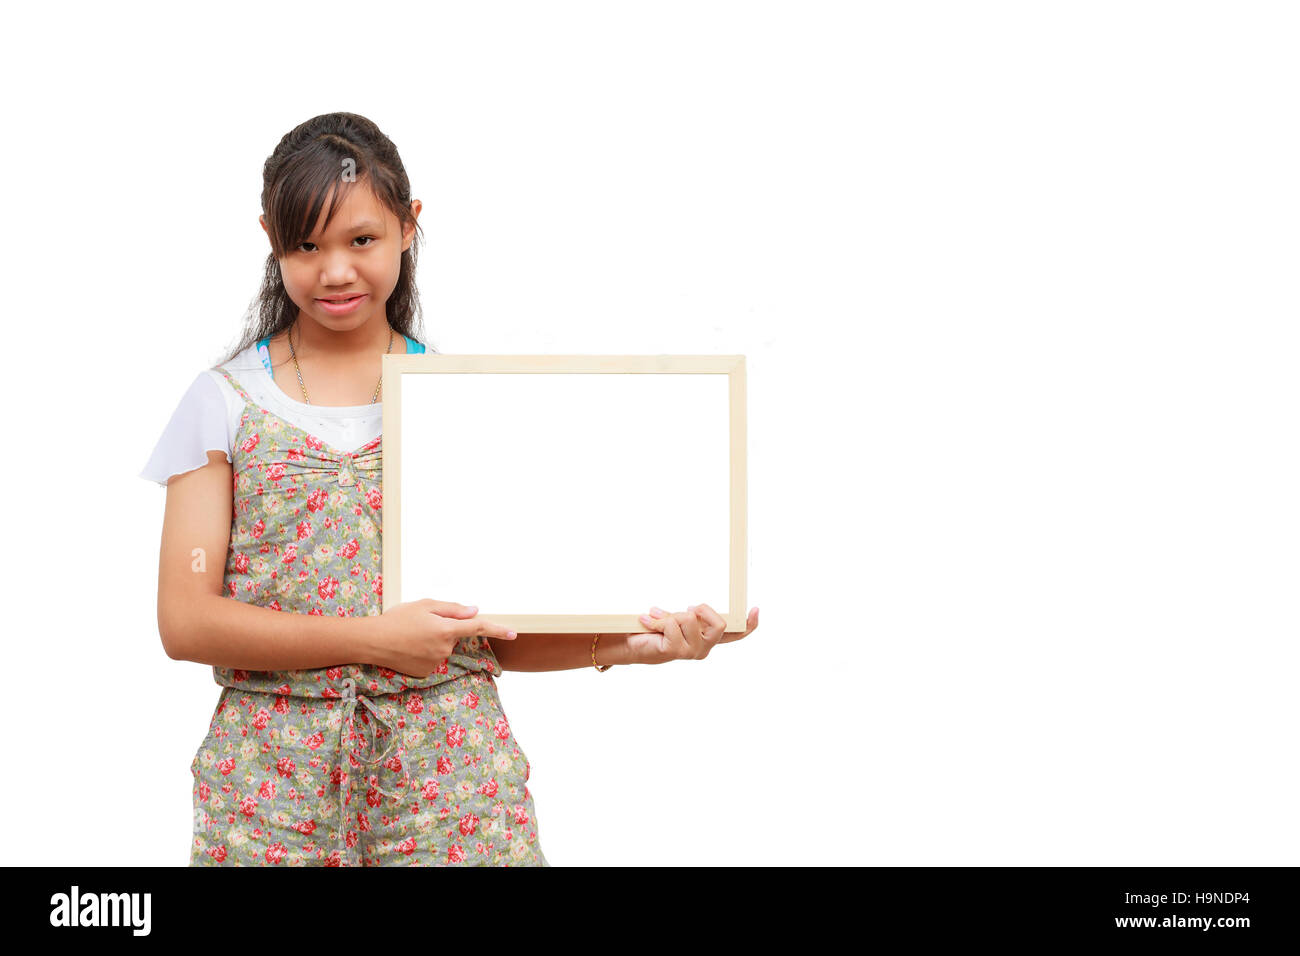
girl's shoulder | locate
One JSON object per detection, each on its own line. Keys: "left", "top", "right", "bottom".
{"left": 138, "top": 369, "right": 236, "bottom": 487}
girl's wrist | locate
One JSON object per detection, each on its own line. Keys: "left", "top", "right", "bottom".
{"left": 596, "top": 632, "right": 633, "bottom": 667}
{"left": 355, "top": 613, "right": 385, "bottom": 667}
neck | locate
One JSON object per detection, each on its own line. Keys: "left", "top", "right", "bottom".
{"left": 289, "top": 311, "right": 395, "bottom": 360}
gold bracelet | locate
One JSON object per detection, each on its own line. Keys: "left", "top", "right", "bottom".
{"left": 591, "top": 633, "right": 612, "bottom": 672}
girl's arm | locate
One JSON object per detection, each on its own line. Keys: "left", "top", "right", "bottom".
{"left": 155, "top": 451, "right": 382, "bottom": 670}
{"left": 488, "top": 633, "right": 633, "bottom": 672}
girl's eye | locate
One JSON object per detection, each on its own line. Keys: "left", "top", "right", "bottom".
{"left": 295, "top": 237, "right": 374, "bottom": 253}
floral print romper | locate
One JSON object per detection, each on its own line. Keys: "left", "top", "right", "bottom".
{"left": 188, "top": 367, "right": 549, "bottom": 867}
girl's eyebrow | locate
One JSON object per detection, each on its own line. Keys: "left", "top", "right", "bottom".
{"left": 309, "top": 220, "right": 382, "bottom": 239}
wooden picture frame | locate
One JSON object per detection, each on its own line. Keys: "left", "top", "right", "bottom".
{"left": 380, "top": 354, "right": 747, "bottom": 634}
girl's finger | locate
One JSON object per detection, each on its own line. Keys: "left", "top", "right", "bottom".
{"left": 717, "top": 607, "right": 758, "bottom": 644}
{"left": 663, "top": 613, "right": 687, "bottom": 656}
{"left": 676, "top": 610, "right": 706, "bottom": 658}
{"left": 693, "top": 603, "right": 726, "bottom": 640}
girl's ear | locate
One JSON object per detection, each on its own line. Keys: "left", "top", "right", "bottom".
{"left": 401, "top": 200, "right": 421, "bottom": 250}
{"left": 258, "top": 214, "right": 268, "bottom": 235}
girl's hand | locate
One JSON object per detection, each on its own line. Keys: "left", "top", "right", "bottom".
{"left": 624, "top": 603, "right": 759, "bottom": 665}
{"left": 362, "top": 599, "right": 516, "bottom": 678}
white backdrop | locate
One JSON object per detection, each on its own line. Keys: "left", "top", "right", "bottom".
{"left": 2, "top": 0, "right": 1297, "bottom": 866}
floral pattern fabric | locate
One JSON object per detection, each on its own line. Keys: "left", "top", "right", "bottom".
{"left": 188, "top": 366, "right": 547, "bottom": 866}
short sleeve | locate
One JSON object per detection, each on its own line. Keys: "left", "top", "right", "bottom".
{"left": 138, "top": 371, "right": 233, "bottom": 487}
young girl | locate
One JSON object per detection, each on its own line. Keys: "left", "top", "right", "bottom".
{"left": 140, "top": 112, "right": 759, "bottom": 867}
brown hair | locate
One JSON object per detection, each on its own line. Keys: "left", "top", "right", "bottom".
{"left": 215, "top": 112, "right": 436, "bottom": 367}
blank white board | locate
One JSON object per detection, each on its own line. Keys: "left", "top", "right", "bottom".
{"left": 381, "top": 354, "right": 747, "bottom": 634}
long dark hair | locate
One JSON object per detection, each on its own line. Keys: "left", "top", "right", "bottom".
{"left": 215, "top": 112, "right": 436, "bottom": 367}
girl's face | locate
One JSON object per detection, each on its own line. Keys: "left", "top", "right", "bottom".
{"left": 261, "top": 182, "right": 420, "bottom": 335}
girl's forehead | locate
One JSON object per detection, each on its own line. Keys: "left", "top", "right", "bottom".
{"left": 307, "top": 184, "right": 394, "bottom": 236}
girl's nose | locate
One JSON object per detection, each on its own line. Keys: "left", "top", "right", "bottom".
{"left": 320, "top": 252, "right": 358, "bottom": 284}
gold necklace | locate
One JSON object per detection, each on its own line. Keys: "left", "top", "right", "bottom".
{"left": 287, "top": 323, "right": 394, "bottom": 405}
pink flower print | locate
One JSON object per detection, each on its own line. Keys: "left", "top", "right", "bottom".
{"left": 446, "top": 724, "right": 466, "bottom": 748}
{"left": 296, "top": 520, "right": 313, "bottom": 540}
{"left": 364, "top": 487, "right": 382, "bottom": 510}
{"left": 252, "top": 708, "right": 271, "bottom": 730}
{"left": 233, "top": 670, "right": 249, "bottom": 682}
{"left": 251, "top": 519, "right": 265, "bottom": 539}
{"left": 477, "top": 778, "right": 499, "bottom": 798}
{"left": 307, "top": 488, "right": 329, "bottom": 512}
{"left": 198, "top": 782, "right": 211, "bottom": 802}
{"left": 232, "top": 553, "right": 249, "bottom": 574}
{"left": 459, "top": 813, "right": 480, "bottom": 836}
{"left": 460, "top": 692, "right": 480, "bottom": 710}
{"left": 280, "top": 544, "right": 298, "bottom": 564}
{"left": 258, "top": 779, "right": 277, "bottom": 799}
{"left": 239, "top": 433, "right": 260, "bottom": 453}
{"left": 339, "top": 539, "right": 360, "bottom": 560}
{"left": 226, "top": 581, "right": 236, "bottom": 598}
{"left": 447, "top": 845, "right": 467, "bottom": 864}
{"left": 274, "top": 684, "right": 291, "bottom": 696}
{"left": 437, "top": 756, "right": 453, "bottom": 775}
{"left": 326, "top": 667, "right": 342, "bottom": 681}
{"left": 216, "top": 757, "right": 236, "bottom": 777}
{"left": 325, "top": 852, "right": 341, "bottom": 867}
{"left": 361, "top": 437, "right": 381, "bottom": 452}
{"left": 421, "top": 780, "right": 440, "bottom": 801}
{"left": 396, "top": 837, "right": 418, "bottom": 856}
{"left": 207, "top": 845, "right": 228, "bottom": 863}
{"left": 305, "top": 732, "right": 324, "bottom": 751}
{"left": 275, "top": 756, "right": 295, "bottom": 778}
{"left": 372, "top": 575, "right": 383, "bottom": 597}
{"left": 238, "top": 796, "right": 259, "bottom": 818}
{"left": 269, "top": 600, "right": 282, "bottom": 611}
{"left": 264, "top": 842, "right": 288, "bottom": 864}
{"left": 265, "top": 462, "right": 286, "bottom": 482}
{"left": 318, "top": 576, "right": 339, "bottom": 600}
{"left": 286, "top": 448, "right": 305, "bottom": 462}
{"left": 292, "top": 819, "right": 317, "bottom": 835}
{"left": 493, "top": 718, "right": 510, "bottom": 741}
{"left": 513, "top": 805, "right": 529, "bottom": 825}
{"left": 304, "top": 435, "right": 323, "bottom": 451}
{"left": 406, "top": 695, "right": 424, "bottom": 714}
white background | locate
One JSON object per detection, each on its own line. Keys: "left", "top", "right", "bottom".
{"left": 399, "top": 370, "right": 733, "bottom": 615}
{"left": 2, "top": 1, "right": 1296, "bottom": 866}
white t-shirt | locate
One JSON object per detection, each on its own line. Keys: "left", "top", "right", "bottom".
{"left": 139, "top": 335, "right": 423, "bottom": 487}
